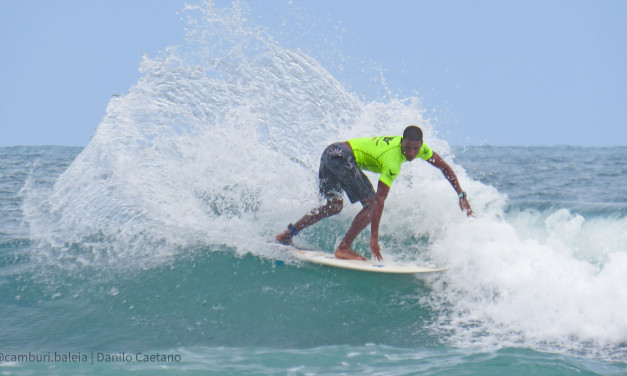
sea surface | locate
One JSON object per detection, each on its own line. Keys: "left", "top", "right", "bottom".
{"left": 2, "top": 2, "right": 626, "bottom": 375}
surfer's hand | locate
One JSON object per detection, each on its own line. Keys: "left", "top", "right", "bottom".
{"left": 370, "top": 236, "right": 382, "bottom": 261}
{"left": 460, "top": 197, "right": 474, "bottom": 217}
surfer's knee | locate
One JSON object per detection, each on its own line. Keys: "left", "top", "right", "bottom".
{"left": 326, "top": 198, "right": 343, "bottom": 216}
{"left": 360, "top": 196, "right": 376, "bottom": 210}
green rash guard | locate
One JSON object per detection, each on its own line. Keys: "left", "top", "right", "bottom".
{"left": 347, "top": 136, "right": 433, "bottom": 187}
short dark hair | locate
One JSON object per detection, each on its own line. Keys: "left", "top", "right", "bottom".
{"left": 403, "top": 126, "right": 423, "bottom": 141}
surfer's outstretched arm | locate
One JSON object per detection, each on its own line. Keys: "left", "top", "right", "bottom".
{"left": 427, "top": 152, "right": 474, "bottom": 216}
{"left": 367, "top": 180, "right": 389, "bottom": 261}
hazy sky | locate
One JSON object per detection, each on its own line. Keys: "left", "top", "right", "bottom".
{"left": 2, "top": 0, "right": 626, "bottom": 146}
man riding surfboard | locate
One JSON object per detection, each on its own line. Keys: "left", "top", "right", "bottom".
{"left": 276, "top": 125, "right": 474, "bottom": 261}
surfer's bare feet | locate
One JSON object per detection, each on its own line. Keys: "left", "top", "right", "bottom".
{"left": 275, "top": 230, "right": 292, "bottom": 245}
{"left": 335, "top": 247, "right": 367, "bottom": 261}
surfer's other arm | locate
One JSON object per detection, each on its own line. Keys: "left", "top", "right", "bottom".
{"left": 427, "top": 152, "right": 474, "bottom": 217}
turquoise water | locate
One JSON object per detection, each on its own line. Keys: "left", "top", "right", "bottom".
{"left": 2, "top": 145, "right": 625, "bottom": 375}
{"left": 2, "top": 2, "right": 626, "bottom": 374}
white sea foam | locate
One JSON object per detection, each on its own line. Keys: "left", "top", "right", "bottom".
{"left": 424, "top": 208, "right": 627, "bottom": 359}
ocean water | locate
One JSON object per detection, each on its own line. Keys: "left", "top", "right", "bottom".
{"left": 2, "top": 2, "right": 626, "bottom": 375}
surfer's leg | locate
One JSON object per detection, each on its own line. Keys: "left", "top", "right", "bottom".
{"left": 276, "top": 198, "right": 343, "bottom": 244}
{"left": 334, "top": 198, "right": 374, "bottom": 261}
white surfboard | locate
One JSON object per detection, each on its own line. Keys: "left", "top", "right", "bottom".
{"left": 289, "top": 249, "right": 447, "bottom": 274}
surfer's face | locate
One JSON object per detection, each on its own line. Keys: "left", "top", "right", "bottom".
{"left": 402, "top": 139, "right": 422, "bottom": 161}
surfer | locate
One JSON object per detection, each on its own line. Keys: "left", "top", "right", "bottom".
{"left": 276, "top": 126, "right": 474, "bottom": 261}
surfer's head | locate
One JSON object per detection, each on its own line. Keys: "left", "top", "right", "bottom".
{"left": 401, "top": 126, "right": 424, "bottom": 161}
{"left": 403, "top": 125, "right": 423, "bottom": 142}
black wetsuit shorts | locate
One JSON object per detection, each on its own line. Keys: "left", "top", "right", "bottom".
{"left": 318, "top": 142, "right": 375, "bottom": 204}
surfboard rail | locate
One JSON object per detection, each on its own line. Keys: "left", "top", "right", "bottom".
{"left": 289, "top": 249, "right": 447, "bottom": 274}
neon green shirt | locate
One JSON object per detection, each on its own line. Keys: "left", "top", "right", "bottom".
{"left": 347, "top": 136, "right": 433, "bottom": 187}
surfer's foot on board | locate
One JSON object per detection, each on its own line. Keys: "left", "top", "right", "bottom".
{"left": 276, "top": 224, "right": 298, "bottom": 245}
{"left": 275, "top": 230, "right": 292, "bottom": 245}
{"left": 335, "top": 247, "right": 367, "bottom": 261}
